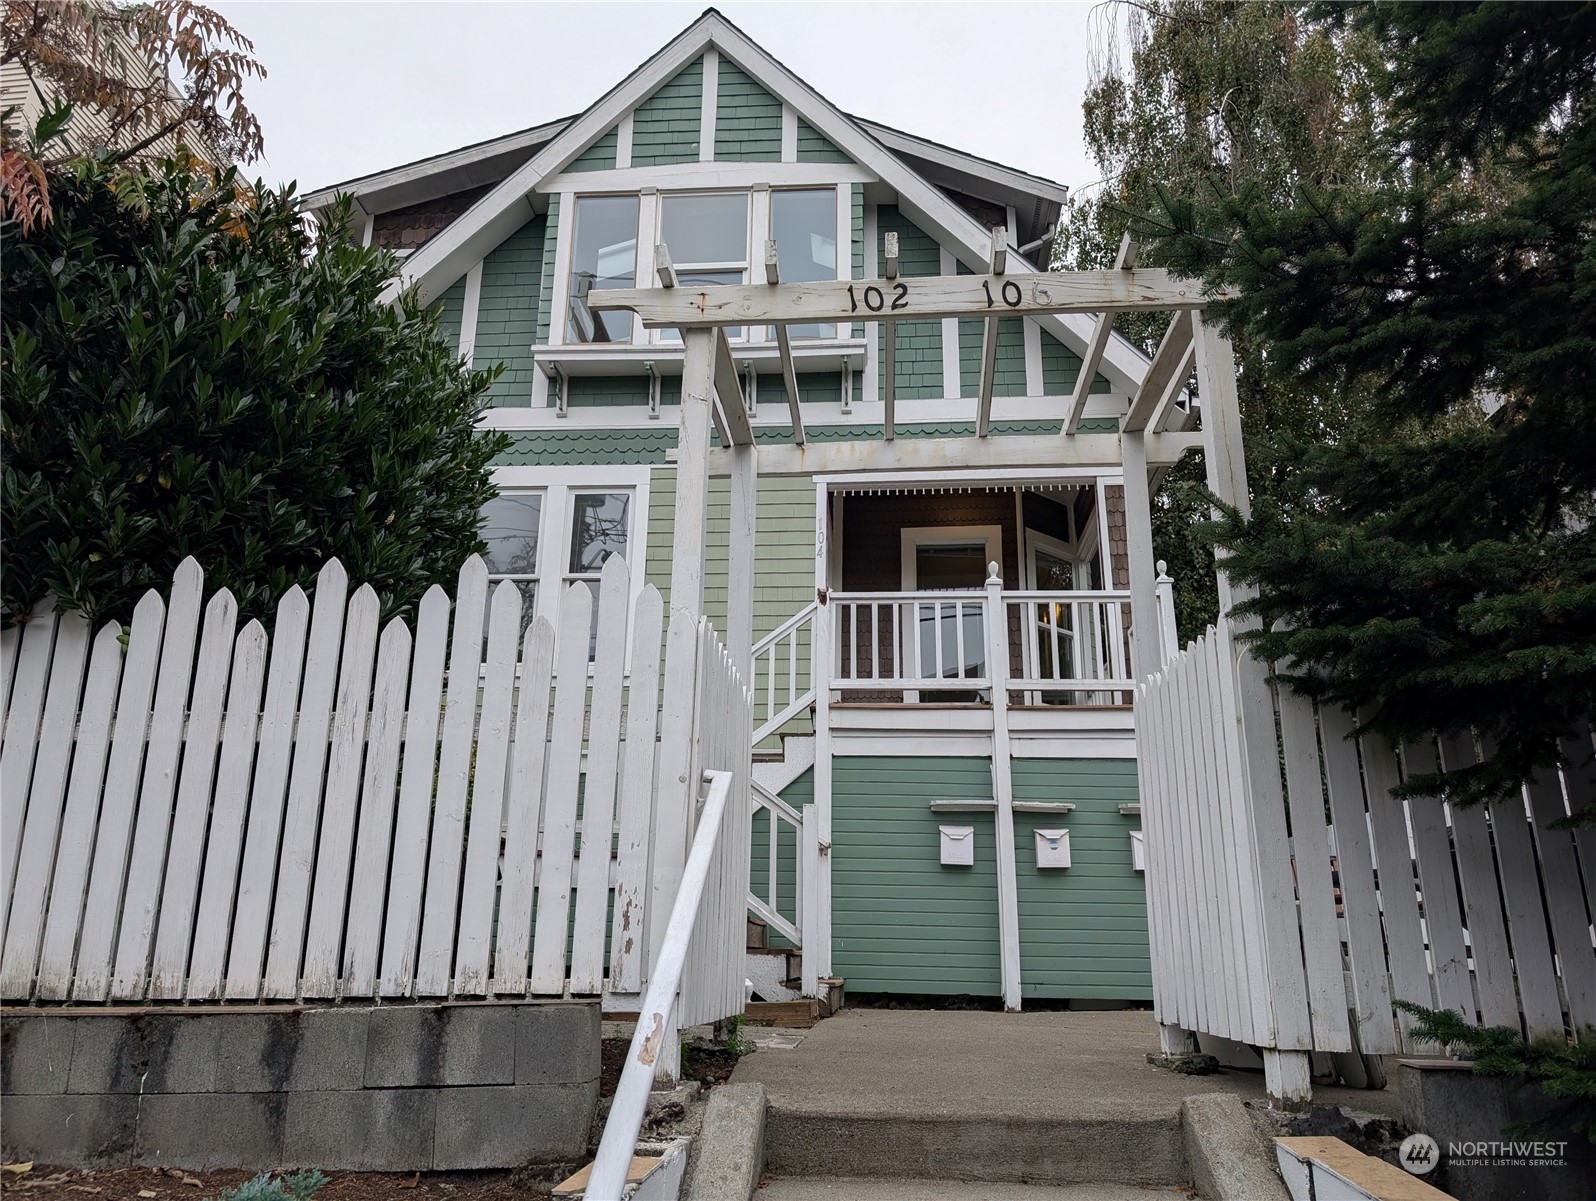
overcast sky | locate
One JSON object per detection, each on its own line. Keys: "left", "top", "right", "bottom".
{"left": 211, "top": 2, "right": 1107, "bottom": 199}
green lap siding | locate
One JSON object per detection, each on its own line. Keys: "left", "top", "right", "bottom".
{"left": 568, "top": 127, "right": 618, "bottom": 171}
{"left": 797, "top": 120, "right": 848, "bottom": 163}
{"left": 715, "top": 60, "right": 782, "bottom": 161}
{"left": 475, "top": 216, "right": 546, "bottom": 407}
{"left": 1011, "top": 758, "right": 1150, "bottom": 1000}
{"left": 832, "top": 757, "right": 1002, "bottom": 995}
{"left": 432, "top": 277, "right": 466, "bottom": 357}
{"left": 632, "top": 57, "right": 704, "bottom": 166}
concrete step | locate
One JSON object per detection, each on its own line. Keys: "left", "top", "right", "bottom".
{"left": 758, "top": 1178, "right": 1192, "bottom": 1200}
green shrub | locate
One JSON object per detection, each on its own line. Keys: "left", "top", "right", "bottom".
{"left": 2, "top": 154, "right": 507, "bottom": 626}
{"left": 213, "top": 1169, "right": 328, "bottom": 1201}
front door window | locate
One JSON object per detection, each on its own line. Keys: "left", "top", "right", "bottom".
{"left": 908, "top": 539, "right": 992, "bottom": 698}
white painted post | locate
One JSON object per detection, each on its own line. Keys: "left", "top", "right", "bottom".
{"left": 727, "top": 442, "right": 757, "bottom": 681}
{"left": 649, "top": 325, "right": 718, "bottom": 1084}
{"left": 983, "top": 562, "right": 1023, "bottom": 1011}
{"left": 811, "top": 491, "right": 835, "bottom": 984}
{"left": 1264, "top": 1047, "right": 1313, "bottom": 1112}
{"left": 1154, "top": 560, "right": 1178, "bottom": 666}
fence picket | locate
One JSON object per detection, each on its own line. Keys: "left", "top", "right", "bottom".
{"left": 1559, "top": 728, "right": 1596, "bottom": 920}
{"left": 19, "top": 621, "right": 121, "bottom": 999}
{"left": 1525, "top": 767, "right": 1596, "bottom": 1028}
{"left": 494, "top": 616, "right": 556, "bottom": 995}
{"left": 1436, "top": 733, "right": 1518, "bottom": 1028}
{"left": 301, "top": 585, "right": 381, "bottom": 997}
{"left": 225, "top": 586, "right": 310, "bottom": 1000}
{"left": 1195, "top": 633, "right": 1245, "bottom": 1043}
{"left": 150, "top": 589, "right": 240, "bottom": 998}
{"left": 74, "top": 591, "right": 166, "bottom": 1000}
{"left": 416, "top": 556, "right": 489, "bottom": 996}
{"left": 530, "top": 581, "right": 596, "bottom": 993}
{"left": 186, "top": 620, "right": 269, "bottom": 1000}
{"left": 0, "top": 610, "right": 89, "bottom": 985}
{"left": 610, "top": 585, "right": 664, "bottom": 992}
{"left": 113, "top": 558, "right": 205, "bottom": 998}
{"left": 0, "top": 623, "right": 19, "bottom": 726}
{"left": 454, "top": 580, "right": 523, "bottom": 995}
{"left": 1401, "top": 739, "right": 1474, "bottom": 1020}
{"left": 1278, "top": 691, "right": 1352, "bottom": 1051}
{"left": 378, "top": 584, "right": 450, "bottom": 997}
{"left": 570, "top": 556, "right": 630, "bottom": 995}
{"left": 0, "top": 604, "right": 61, "bottom": 935}
{"left": 264, "top": 558, "right": 349, "bottom": 998}
{"left": 1318, "top": 707, "right": 1396, "bottom": 1054}
{"left": 342, "top": 617, "right": 413, "bottom": 997}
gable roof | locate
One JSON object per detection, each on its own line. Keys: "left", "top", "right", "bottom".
{"left": 363, "top": 8, "right": 1150, "bottom": 394}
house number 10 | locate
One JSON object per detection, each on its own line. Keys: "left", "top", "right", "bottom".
{"left": 844, "top": 279, "right": 1025, "bottom": 313}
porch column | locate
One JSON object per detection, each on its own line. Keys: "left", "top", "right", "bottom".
{"left": 727, "top": 442, "right": 758, "bottom": 683}
{"left": 1119, "top": 431, "right": 1162, "bottom": 681}
{"left": 983, "top": 563, "right": 1023, "bottom": 1011}
{"left": 1192, "top": 315, "right": 1252, "bottom": 611}
{"left": 649, "top": 326, "right": 717, "bottom": 1085}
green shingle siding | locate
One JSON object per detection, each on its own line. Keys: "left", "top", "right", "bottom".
{"left": 1040, "top": 329, "right": 1109, "bottom": 396}
{"left": 568, "top": 127, "right": 618, "bottom": 172}
{"left": 796, "top": 119, "right": 848, "bottom": 163}
{"left": 1011, "top": 758, "right": 1150, "bottom": 1000}
{"left": 832, "top": 757, "right": 1002, "bottom": 996}
{"left": 631, "top": 57, "right": 704, "bottom": 166}
{"left": 432, "top": 277, "right": 466, "bottom": 357}
{"left": 875, "top": 206, "right": 943, "bottom": 399}
{"left": 851, "top": 185, "right": 864, "bottom": 337}
{"left": 535, "top": 195, "right": 560, "bottom": 349}
{"left": 958, "top": 316, "right": 1027, "bottom": 399}
{"left": 566, "top": 376, "right": 650, "bottom": 408}
{"left": 493, "top": 428, "right": 678, "bottom": 467}
{"left": 474, "top": 216, "right": 546, "bottom": 407}
{"left": 715, "top": 59, "right": 781, "bottom": 161}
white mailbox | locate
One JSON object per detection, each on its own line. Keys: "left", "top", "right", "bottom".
{"left": 1130, "top": 829, "right": 1146, "bottom": 872}
{"left": 939, "top": 825, "right": 975, "bottom": 867}
{"left": 1034, "top": 828, "right": 1071, "bottom": 869}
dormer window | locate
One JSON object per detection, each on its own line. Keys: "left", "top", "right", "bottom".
{"left": 566, "top": 195, "right": 639, "bottom": 343}
{"left": 660, "top": 192, "right": 750, "bottom": 341}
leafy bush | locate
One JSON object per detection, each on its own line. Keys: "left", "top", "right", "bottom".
{"left": 1396, "top": 1001, "right": 1596, "bottom": 1142}
{"left": 213, "top": 1169, "right": 328, "bottom": 1201}
{"left": 2, "top": 153, "right": 507, "bottom": 626}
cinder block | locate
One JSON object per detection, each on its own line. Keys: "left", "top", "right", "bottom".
{"left": 67, "top": 1015, "right": 150, "bottom": 1094}
{"left": 285, "top": 1007, "right": 369, "bottom": 1092}
{"left": 283, "top": 1088, "right": 435, "bottom": 1171}
{"left": 432, "top": 1082, "right": 597, "bottom": 1169}
{"left": 1, "top": 1013, "right": 77, "bottom": 1095}
{"left": 212, "top": 1012, "right": 296, "bottom": 1093}
{"left": 515, "top": 1002, "right": 601, "bottom": 1085}
{"left": 365, "top": 1004, "right": 516, "bottom": 1088}
{"left": 0, "top": 1094, "right": 137, "bottom": 1167}
{"left": 135, "top": 1092, "right": 285, "bottom": 1170}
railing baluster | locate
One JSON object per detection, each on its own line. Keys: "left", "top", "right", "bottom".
{"left": 767, "top": 806, "right": 777, "bottom": 911}
{"left": 955, "top": 599, "right": 968, "bottom": 682}
{"left": 850, "top": 602, "right": 860, "bottom": 683}
{"left": 788, "top": 628, "right": 798, "bottom": 705}
{"left": 871, "top": 603, "right": 881, "bottom": 682}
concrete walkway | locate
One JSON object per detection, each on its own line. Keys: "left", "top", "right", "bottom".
{"left": 731, "top": 1008, "right": 1399, "bottom": 1187}
{"left": 758, "top": 1179, "right": 1191, "bottom": 1200}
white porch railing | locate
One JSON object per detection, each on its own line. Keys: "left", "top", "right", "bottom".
{"left": 1004, "top": 591, "right": 1134, "bottom": 701}
{"left": 749, "top": 780, "right": 803, "bottom": 947}
{"left": 1138, "top": 617, "right": 1596, "bottom": 1100}
{"left": 752, "top": 601, "right": 816, "bottom": 744}
{"left": 831, "top": 592, "right": 992, "bottom": 693}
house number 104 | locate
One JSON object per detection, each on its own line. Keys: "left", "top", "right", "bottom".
{"left": 844, "top": 279, "right": 1025, "bottom": 313}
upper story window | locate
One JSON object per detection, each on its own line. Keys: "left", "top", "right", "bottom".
{"left": 567, "top": 195, "right": 639, "bottom": 344}
{"left": 561, "top": 187, "right": 842, "bottom": 348}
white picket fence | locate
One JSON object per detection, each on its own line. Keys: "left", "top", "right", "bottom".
{"left": 1138, "top": 618, "right": 1596, "bottom": 1058}
{"left": 0, "top": 551, "right": 750, "bottom": 1015}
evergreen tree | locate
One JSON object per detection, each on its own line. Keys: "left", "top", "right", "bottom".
{"left": 3, "top": 154, "right": 508, "bottom": 626}
{"left": 1151, "top": 1, "right": 1596, "bottom": 806}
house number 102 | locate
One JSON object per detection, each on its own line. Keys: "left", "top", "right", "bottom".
{"left": 844, "top": 279, "right": 1025, "bottom": 313}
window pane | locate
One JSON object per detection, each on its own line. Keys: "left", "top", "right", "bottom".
{"left": 569, "top": 492, "right": 630, "bottom": 573}
{"left": 915, "top": 543, "right": 988, "bottom": 590}
{"left": 661, "top": 193, "right": 748, "bottom": 265}
{"left": 480, "top": 493, "right": 542, "bottom": 575}
{"left": 771, "top": 189, "right": 837, "bottom": 339}
{"left": 567, "top": 196, "right": 638, "bottom": 343}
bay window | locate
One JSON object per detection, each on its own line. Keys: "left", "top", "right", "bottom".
{"left": 566, "top": 195, "right": 639, "bottom": 344}
{"left": 660, "top": 192, "right": 750, "bottom": 341}
{"left": 769, "top": 188, "right": 838, "bottom": 339}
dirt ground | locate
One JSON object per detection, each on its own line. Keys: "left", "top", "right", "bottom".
{"left": 3, "top": 1036, "right": 744, "bottom": 1201}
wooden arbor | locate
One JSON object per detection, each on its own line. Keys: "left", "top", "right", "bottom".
{"left": 588, "top": 238, "right": 1248, "bottom": 1041}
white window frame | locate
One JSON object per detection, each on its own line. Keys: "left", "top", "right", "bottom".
{"left": 489, "top": 465, "right": 653, "bottom": 661}
{"left": 481, "top": 487, "right": 547, "bottom": 615}
{"left": 651, "top": 188, "right": 754, "bottom": 345}
{"left": 1024, "top": 529, "right": 1076, "bottom": 592}
{"left": 767, "top": 184, "right": 844, "bottom": 341}
{"left": 900, "top": 524, "right": 1004, "bottom": 591}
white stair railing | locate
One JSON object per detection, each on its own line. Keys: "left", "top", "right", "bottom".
{"left": 749, "top": 780, "right": 803, "bottom": 947}
{"left": 589, "top": 768, "right": 736, "bottom": 1201}
{"left": 752, "top": 601, "right": 817, "bottom": 744}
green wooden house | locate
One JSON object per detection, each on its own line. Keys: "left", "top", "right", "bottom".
{"left": 303, "top": 9, "right": 1188, "bottom": 1009}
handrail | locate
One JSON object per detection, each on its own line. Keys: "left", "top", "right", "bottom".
{"left": 589, "top": 768, "right": 734, "bottom": 1200}
{"left": 750, "top": 780, "right": 805, "bottom": 948}
{"left": 753, "top": 600, "right": 818, "bottom": 654}
{"left": 752, "top": 778, "right": 803, "bottom": 826}
{"left": 1000, "top": 589, "right": 1132, "bottom": 602}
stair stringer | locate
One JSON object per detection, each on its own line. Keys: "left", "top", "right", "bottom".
{"left": 753, "top": 734, "right": 815, "bottom": 795}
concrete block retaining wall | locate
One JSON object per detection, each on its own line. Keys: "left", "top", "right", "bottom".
{"left": 1, "top": 1000, "right": 600, "bottom": 1171}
